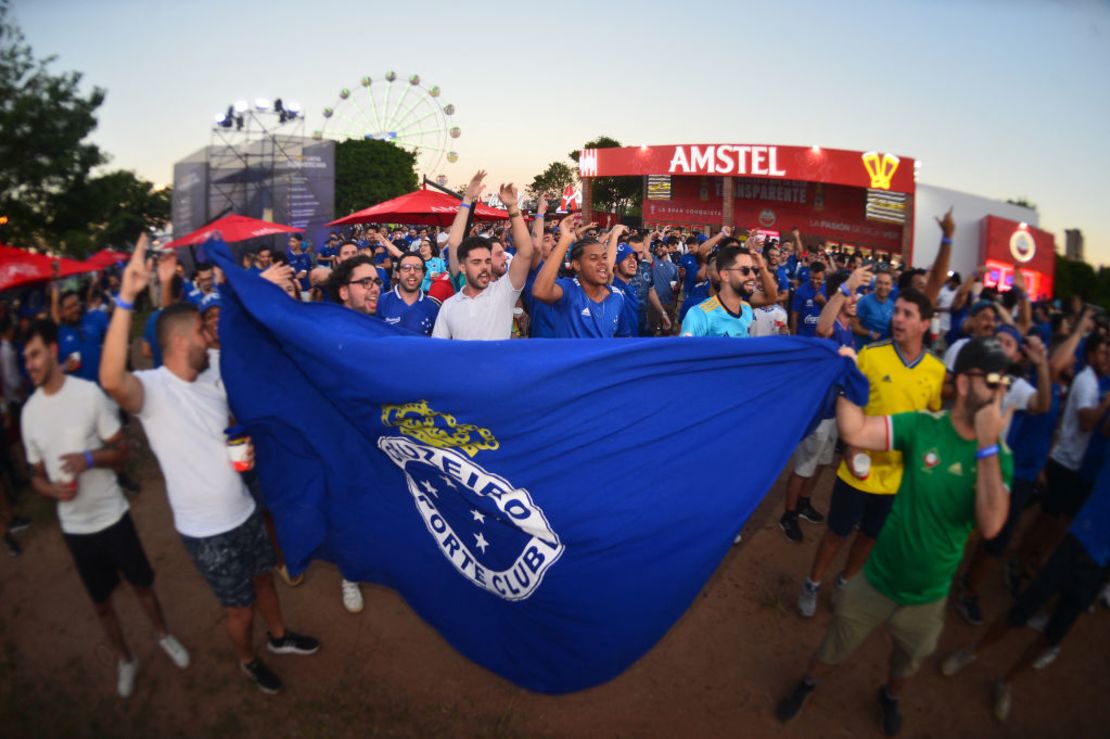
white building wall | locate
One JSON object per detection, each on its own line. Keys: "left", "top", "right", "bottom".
{"left": 912, "top": 184, "right": 1038, "bottom": 279}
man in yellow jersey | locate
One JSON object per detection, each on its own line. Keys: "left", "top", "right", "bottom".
{"left": 798, "top": 287, "right": 946, "bottom": 617}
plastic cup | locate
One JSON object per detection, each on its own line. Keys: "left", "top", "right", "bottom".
{"left": 66, "top": 351, "right": 81, "bottom": 372}
{"left": 224, "top": 425, "right": 253, "bottom": 472}
{"left": 851, "top": 452, "right": 871, "bottom": 480}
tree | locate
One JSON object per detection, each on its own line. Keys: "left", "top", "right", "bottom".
{"left": 568, "top": 136, "right": 642, "bottom": 216}
{"left": 1005, "top": 197, "right": 1038, "bottom": 211}
{"left": 48, "top": 170, "right": 171, "bottom": 256}
{"left": 0, "top": 0, "right": 106, "bottom": 247}
{"left": 527, "top": 161, "right": 577, "bottom": 199}
{"left": 334, "top": 139, "right": 418, "bottom": 217}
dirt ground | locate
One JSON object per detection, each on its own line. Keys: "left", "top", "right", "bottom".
{"left": 2, "top": 414, "right": 1108, "bottom": 738}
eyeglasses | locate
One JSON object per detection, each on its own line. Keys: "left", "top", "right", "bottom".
{"left": 723, "top": 266, "right": 762, "bottom": 276}
{"left": 963, "top": 371, "right": 1013, "bottom": 390}
{"left": 347, "top": 277, "right": 383, "bottom": 289}
{"left": 397, "top": 264, "right": 425, "bottom": 272}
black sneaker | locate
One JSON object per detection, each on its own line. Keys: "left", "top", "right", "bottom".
{"left": 956, "top": 595, "right": 984, "bottom": 626}
{"left": 241, "top": 658, "right": 282, "bottom": 694}
{"left": 1002, "top": 560, "right": 1023, "bottom": 598}
{"left": 7, "top": 516, "right": 30, "bottom": 534}
{"left": 4, "top": 532, "right": 21, "bottom": 557}
{"left": 776, "top": 680, "right": 815, "bottom": 722}
{"left": 797, "top": 497, "right": 825, "bottom": 524}
{"left": 779, "top": 512, "right": 803, "bottom": 543}
{"left": 267, "top": 631, "right": 320, "bottom": 655}
{"left": 877, "top": 688, "right": 903, "bottom": 736}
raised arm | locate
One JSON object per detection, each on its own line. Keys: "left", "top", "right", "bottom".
{"left": 531, "top": 192, "right": 550, "bottom": 254}
{"left": 1011, "top": 268, "right": 1033, "bottom": 334}
{"left": 157, "top": 248, "right": 177, "bottom": 308}
{"left": 99, "top": 235, "right": 150, "bottom": 415}
{"left": 818, "top": 266, "right": 872, "bottom": 338}
{"left": 447, "top": 170, "right": 487, "bottom": 277}
{"left": 501, "top": 183, "right": 534, "bottom": 291}
{"left": 605, "top": 224, "right": 628, "bottom": 275}
{"left": 747, "top": 248, "right": 780, "bottom": 308}
{"left": 1049, "top": 306, "right": 1092, "bottom": 380}
{"left": 1022, "top": 335, "right": 1052, "bottom": 415}
{"left": 533, "top": 215, "right": 577, "bottom": 305}
{"left": 923, "top": 207, "right": 955, "bottom": 306}
{"left": 973, "top": 388, "right": 1014, "bottom": 539}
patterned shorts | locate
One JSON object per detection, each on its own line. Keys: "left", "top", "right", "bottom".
{"left": 180, "top": 508, "right": 276, "bottom": 608}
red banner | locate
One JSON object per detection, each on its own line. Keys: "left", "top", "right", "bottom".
{"left": 979, "top": 216, "right": 1055, "bottom": 301}
{"left": 579, "top": 145, "right": 916, "bottom": 195}
{"left": 642, "top": 178, "right": 905, "bottom": 251}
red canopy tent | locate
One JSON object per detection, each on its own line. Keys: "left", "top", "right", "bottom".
{"left": 329, "top": 186, "right": 510, "bottom": 227}
{"left": 0, "top": 245, "right": 98, "bottom": 292}
{"left": 163, "top": 214, "right": 303, "bottom": 249}
{"left": 84, "top": 248, "right": 130, "bottom": 269}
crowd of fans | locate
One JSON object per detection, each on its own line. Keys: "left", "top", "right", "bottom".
{"left": 0, "top": 169, "right": 1107, "bottom": 735}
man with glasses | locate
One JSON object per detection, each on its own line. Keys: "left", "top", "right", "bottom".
{"left": 680, "top": 245, "right": 778, "bottom": 337}
{"left": 328, "top": 255, "right": 381, "bottom": 317}
{"left": 377, "top": 253, "right": 440, "bottom": 336}
{"left": 777, "top": 336, "right": 1014, "bottom": 736}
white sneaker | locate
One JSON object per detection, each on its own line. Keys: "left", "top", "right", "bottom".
{"left": 117, "top": 658, "right": 138, "bottom": 698}
{"left": 732, "top": 532, "right": 743, "bottom": 545}
{"left": 1026, "top": 611, "right": 1049, "bottom": 633}
{"left": 341, "top": 579, "right": 363, "bottom": 613}
{"left": 1033, "top": 645, "right": 1060, "bottom": 670}
{"left": 940, "top": 648, "right": 976, "bottom": 677}
{"left": 798, "top": 580, "right": 819, "bottom": 619}
{"left": 159, "top": 634, "right": 190, "bottom": 669}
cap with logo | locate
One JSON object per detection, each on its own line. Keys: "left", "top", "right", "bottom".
{"left": 953, "top": 336, "right": 1012, "bottom": 375}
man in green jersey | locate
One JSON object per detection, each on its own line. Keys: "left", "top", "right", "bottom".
{"left": 776, "top": 337, "right": 1014, "bottom": 736}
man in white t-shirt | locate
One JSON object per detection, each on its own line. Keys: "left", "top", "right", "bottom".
{"left": 100, "top": 236, "right": 320, "bottom": 696}
{"left": 751, "top": 303, "right": 789, "bottom": 337}
{"left": 433, "top": 179, "right": 534, "bottom": 340}
{"left": 21, "top": 319, "right": 189, "bottom": 698}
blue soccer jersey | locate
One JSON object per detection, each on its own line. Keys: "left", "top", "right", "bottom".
{"left": 791, "top": 282, "right": 825, "bottom": 337}
{"left": 377, "top": 288, "right": 441, "bottom": 336}
{"left": 680, "top": 296, "right": 754, "bottom": 338}
{"left": 548, "top": 278, "right": 630, "bottom": 338}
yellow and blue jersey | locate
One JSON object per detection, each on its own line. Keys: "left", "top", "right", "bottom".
{"left": 680, "top": 296, "right": 754, "bottom": 338}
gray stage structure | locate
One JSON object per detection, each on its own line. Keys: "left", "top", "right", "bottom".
{"left": 172, "top": 107, "right": 335, "bottom": 259}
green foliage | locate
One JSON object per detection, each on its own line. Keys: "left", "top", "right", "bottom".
{"left": 568, "top": 136, "right": 641, "bottom": 215}
{"left": 1005, "top": 197, "right": 1038, "bottom": 211}
{"left": 49, "top": 170, "right": 171, "bottom": 257}
{"left": 1053, "top": 253, "right": 1110, "bottom": 310}
{"left": 527, "top": 161, "right": 576, "bottom": 199}
{"left": 334, "top": 139, "right": 417, "bottom": 217}
{"left": 0, "top": 0, "right": 106, "bottom": 248}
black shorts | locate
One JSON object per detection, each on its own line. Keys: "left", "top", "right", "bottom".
{"left": 983, "top": 477, "right": 1036, "bottom": 555}
{"left": 63, "top": 512, "right": 155, "bottom": 604}
{"left": 826, "top": 477, "right": 895, "bottom": 539}
{"left": 180, "top": 508, "right": 275, "bottom": 608}
{"left": 1008, "top": 533, "right": 1110, "bottom": 646}
{"left": 1042, "top": 459, "right": 1092, "bottom": 519}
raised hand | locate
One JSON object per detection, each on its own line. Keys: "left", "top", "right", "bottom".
{"left": 846, "top": 266, "right": 875, "bottom": 292}
{"left": 466, "top": 170, "right": 488, "bottom": 202}
{"left": 974, "top": 386, "right": 1014, "bottom": 446}
{"left": 1023, "top": 334, "right": 1047, "bottom": 365}
{"left": 499, "top": 183, "right": 520, "bottom": 211}
{"left": 120, "top": 233, "right": 153, "bottom": 301}
{"left": 537, "top": 192, "right": 552, "bottom": 215}
{"left": 936, "top": 207, "right": 955, "bottom": 238}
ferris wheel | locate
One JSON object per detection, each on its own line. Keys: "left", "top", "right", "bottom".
{"left": 313, "top": 72, "right": 460, "bottom": 176}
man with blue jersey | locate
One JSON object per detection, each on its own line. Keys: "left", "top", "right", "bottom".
{"left": 185, "top": 263, "right": 221, "bottom": 313}
{"left": 51, "top": 287, "right": 108, "bottom": 385}
{"left": 532, "top": 219, "right": 630, "bottom": 339}
{"left": 680, "top": 245, "right": 778, "bottom": 338}
{"left": 286, "top": 234, "right": 313, "bottom": 296}
{"left": 780, "top": 267, "right": 874, "bottom": 542}
{"left": 854, "top": 270, "right": 895, "bottom": 346}
{"left": 376, "top": 253, "right": 440, "bottom": 336}
{"left": 791, "top": 261, "right": 826, "bottom": 337}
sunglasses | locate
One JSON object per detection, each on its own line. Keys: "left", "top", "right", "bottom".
{"left": 964, "top": 371, "right": 1013, "bottom": 390}
{"left": 723, "top": 266, "right": 762, "bottom": 276}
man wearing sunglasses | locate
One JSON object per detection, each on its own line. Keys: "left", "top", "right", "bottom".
{"left": 778, "top": 336, "right": 1014, "bottom": 736}
{"left": 376, "top": 253, "right": 440, "bottom": 336}
{"left": 679, "top": 245, "right": 778, "bottom": 337}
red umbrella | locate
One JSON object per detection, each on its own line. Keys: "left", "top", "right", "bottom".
{"left": 0, "top": 245, "right": 98, "bottom": 291}
{"left": 329, "top": 186, "right": 510, "bottom": 227}
{"left": 163, "top": 214, "right": 303, "bottom": 249}
{"left": 84, "top": 248, "right": 131, "bottom": 269}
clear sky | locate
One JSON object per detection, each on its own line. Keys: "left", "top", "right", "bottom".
{"left": 12, "top": 0, "right": 1110, "bottom": 263}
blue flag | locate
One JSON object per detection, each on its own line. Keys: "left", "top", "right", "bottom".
{"left": 210, "top": 241, "right": 867, "bottom": 694}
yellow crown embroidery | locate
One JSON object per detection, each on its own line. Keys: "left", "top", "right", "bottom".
{"left": 381, "top": 400, "right": 499, "bottom": 458}
{"left": 861, "top": 151, "right": 900, "bottom": 190}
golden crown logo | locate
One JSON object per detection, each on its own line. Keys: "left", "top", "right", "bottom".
{"left": 861, "top": 151, "right": 900, "bottom": 190}
{"left": 381, "top": 400, "right": 499, "bottom": 458}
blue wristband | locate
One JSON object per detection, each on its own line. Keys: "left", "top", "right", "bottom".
{"left": 839, "top": 283, "right": 852, "bottom": 298}
{"left": 975, "top": 444, "right": 999, "bottom": 460}
{"left": 536, "top": 214, "right": 544, "bottom": 220}
{"left": 115, "top": 297, "right": 135, "bottom": 311}
{"left": 459, "top": 202, "right": 472, "bottom": 210}
{"left": 83, "top": 450, "right": 94, "bottom": 469}
{"left": 941, "top": 236, "right": 952, "bottom": 245}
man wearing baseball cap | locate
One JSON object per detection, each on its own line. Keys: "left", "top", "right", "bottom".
{"left": 777, "top": 336, "right": 1014, "bottom": 736}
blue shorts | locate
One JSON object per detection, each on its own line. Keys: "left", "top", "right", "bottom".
{"left": 826, "top": 477, "right": 895, "bottom": 539}
{"left": 180, "top": 508, "right": 275, "bottom": 608}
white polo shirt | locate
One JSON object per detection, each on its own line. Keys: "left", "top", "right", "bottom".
{"left": 432, "top": 275, "right": 522, "bottom": 340}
